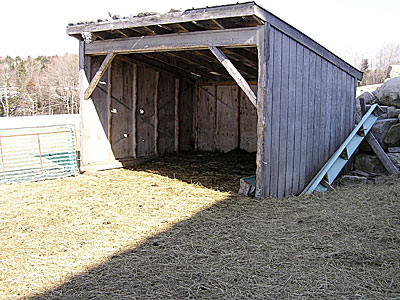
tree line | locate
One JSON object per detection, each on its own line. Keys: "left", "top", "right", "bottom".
{"left": 0, "top": 55, "right": 78, "bottom": 117}
{"left": 352, "top": 43, "right": 400, "bottom": 86}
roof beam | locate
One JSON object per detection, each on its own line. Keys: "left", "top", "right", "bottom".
{"left": 209, "top": 46, "right": 257, "bottom": 107}
{"left": 84, "top": 52, "right": 116, "bottom": 100}
{"left": 84, "top": 27, "right": 257, "bottom": 55}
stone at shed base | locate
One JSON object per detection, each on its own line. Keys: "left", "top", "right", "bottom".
{"left": 354, "top": 153, "right": 388, "bottom": 175}
{"left": 387, "top": 153, "right": 400, "bottom": 169}
{"left": 386, "top": 106, "right": 400, "bottom": 118}
{"left": 384, "top": 123, "right": 400, "bottom": 147}
{"left": 339, "top": 175, "right": 368, "bottom": 186}
{"left": 360, "top": 118, "right": 397, "bottom": 152}
{"left": 378, "top": 77, "right": 400, "bottom": 108}
{"left": 357, "top": 91, "right": 376, "bottom": 104}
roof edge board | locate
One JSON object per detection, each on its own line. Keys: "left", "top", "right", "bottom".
{"left": 84, "top": 27, "right": 258, "bottom": 56}
{"left": 252, "top": 4, "right": 363, "bottom": 80}
{"left": 66, "top": 2, "right": 258, "bottom": 36}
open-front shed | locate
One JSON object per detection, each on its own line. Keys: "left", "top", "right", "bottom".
{"left": 67, "top": 1, "right": 362, "bottom": 198}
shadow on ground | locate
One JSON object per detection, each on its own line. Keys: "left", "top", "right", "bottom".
{"left": 28, "top": 151, "right": 399, "bottom": 299}
{"left": 133, "top": 150, "right": 257, "bottom": 193}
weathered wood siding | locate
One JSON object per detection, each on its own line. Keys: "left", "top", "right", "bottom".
{"left": 157, "top": 72, "right": 176, "bottom": 155}
{"left": 179, "top": 80, "right": 194, "bottom": 151}
{"left": 262, "top": 26, "right": 356, "bottom": 198}
{"left": 110, "top": 59, "right": 133, "bottom": 159}
{"left": 85, "top": 57, "right": 195, "bottom": 166}
{"left": 240, "top": 85, "right": 258, "bottom": 152}
{"left": 197, "top": 84, "right": 257, "bottom": 152}
{"left": 136, "top": 65, "right": 157, "bottom": 158}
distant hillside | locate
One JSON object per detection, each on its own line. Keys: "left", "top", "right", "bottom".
{"left": 0, "top": 55, "right": 78, "bottom": 117}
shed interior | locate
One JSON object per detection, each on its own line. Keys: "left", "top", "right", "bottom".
{"left": 69, "top": 2, "right": 362, "bottom": 197}
{"left": 73, "top": 3, "right": 263, "bottom": 171}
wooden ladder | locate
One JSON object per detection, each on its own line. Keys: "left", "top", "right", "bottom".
{"left": 301, "top": 104, "right": 380, "bottom": 194}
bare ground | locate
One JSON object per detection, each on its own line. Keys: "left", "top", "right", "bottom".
{"left": 0, "top": 151, "right": 399, "bottom": 299}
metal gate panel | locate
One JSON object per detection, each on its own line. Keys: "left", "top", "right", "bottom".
{"left": 0, "top": 125, "right": 78, "bottom": 184}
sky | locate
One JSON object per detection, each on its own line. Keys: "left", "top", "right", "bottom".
{"left": 0, "top": 0, "right": 399, "bottom": 65}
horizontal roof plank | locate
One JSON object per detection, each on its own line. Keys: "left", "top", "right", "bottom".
{"left": 67, "top": 2, "right": 258, "bottom": 35}
{"left": 85, "top": 27, "right": 258, "bottom": 55}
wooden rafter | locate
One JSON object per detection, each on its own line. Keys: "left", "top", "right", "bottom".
{"left": 223, "top": 48, "right": 258, "bottom": 68}
{"left": 167, "top": 51, "right": 230, "bottom": 78}
{"left": 209, "top": 46, "right": 257, "bottom": 106}
{"left": 117, "top": 54, "right": 198, "bottom": 83}
{"left": 206, "top": 49, "right": 257, "bottom": 76}
{"left": 211, "top": 19, "right": 225, "bottom": 29}
{"left": 142, "top": 52, "right": 227, "bottom": 81}
{"left": 84, "top": 52, "right": 116, "bottom": 100}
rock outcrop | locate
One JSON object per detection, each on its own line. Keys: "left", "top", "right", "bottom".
{"left": 377, "top": 77, "right": 400, "bottom": 108}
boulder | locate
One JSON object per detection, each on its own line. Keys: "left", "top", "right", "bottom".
{"left": 356, "top": 91, "right": 376, "bottom": 105}
{"left": 354, "top": 153, "right": 387, "bottom": 175}
{"left": 384, "top": 123, "right": 400, "bottom": 146}
{"left": 377, "top": 77, "right": 400, "bottom": 107}
{"left": 339, "top": 175, "right": 368, "bottom": 186}
{"left": 387, "top": 153, "right": 400, "bottom": 169}
{"left": 387, "top": 106, "right": 400, "bottom": 118}
{"left": 387, "top": 65, "right": 400, "bottom": 79}
{"left": 360, "top": 118, "right": 397, "bottom": 152}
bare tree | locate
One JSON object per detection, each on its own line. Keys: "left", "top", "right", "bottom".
{"left": 358, "top": 43, "right": 400, "bottom": 86}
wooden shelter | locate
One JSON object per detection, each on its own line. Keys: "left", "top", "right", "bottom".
{"left": 67, "top": 1, "right": 362, "bottom": 198}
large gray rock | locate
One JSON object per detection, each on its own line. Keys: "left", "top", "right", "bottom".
{"left": 387, "top": 106, "right": 400, "bottom": 118}
{"left": 356, "top": 91, "right": 376, "bottom": 105}
{"left": 384, "top": 123, "right": 400, "bottom": 146}
{"left": 387, "top": 65, "right": 400, "bottom": 79}
{"left": 354, "top": 153, "right": 387, "bottom": 175}
{"left": 387, "top": 153, "right": 400, "bottom": 169}
{"left": 377, "top": 77, "right": 400, "bottom": 107}
{"left": 339, "top": 175, "right": 368, "bottom": 186}
{"left": 360, "top": 118, "right": 397, "bottom": 152}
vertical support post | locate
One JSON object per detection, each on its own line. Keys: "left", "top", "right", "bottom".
{"left": 0, "top": 135, "right": 6, "bottom": 181}
{"left": 79, "top": 41, "right": 90, "bottom": 170}
{"left": 194, "top": 85, "right": 199, "bottom": 151}
{"left": 154, "top": 71, "right": 160, "bottom": 155}
{"left": 132, "top": 64, "right": 137, "bottom": 159}
{"left": 107, "top": 61, "right": 112, "bottom": 143}
{"left": 236, "top": 87, "right": 241, "bottom": 149}
{"left": 255, "top": 24, "right": 269, "bottom": 199}
{"left": 213, "top": 84, "right": 218, "bottom": 151}
{"left": 174, "top": 78, "right": 180, "bottom": 152}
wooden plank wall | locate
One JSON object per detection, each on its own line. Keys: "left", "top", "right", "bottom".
{"left": 157, "top": 72, "right": 176, "bottom": 155}
{"left": 88, "top": 57, "right": 194, "bottom": 163}
{"left": 110, "top": 59, "right": 133, "bottom": 159}
{"left": 179, "top": 81, "right": 194, "bottom": 151}
{"left": 262, "top": 26, "right": 356, "bottom": 198}
{"left": 196, "top": 84, "right": 257, "bottom": 153}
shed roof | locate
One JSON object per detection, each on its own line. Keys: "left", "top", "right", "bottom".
{"left": 67, "top": 1, "right": 362, "bottom": 81}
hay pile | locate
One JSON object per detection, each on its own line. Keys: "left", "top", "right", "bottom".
{"left": 0, "top": 151, "right": 399, "bottom": 299}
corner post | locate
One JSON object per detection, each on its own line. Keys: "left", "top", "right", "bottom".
{"left": 255, "top": 24, "right": 269, "bottom": 199}
{"left": 79, "top": 41, "right": 90, "bottom": 170}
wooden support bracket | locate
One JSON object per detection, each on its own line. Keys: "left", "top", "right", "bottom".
{"left": 208, "top": 46, "right": 257, "bottom": 107}
{"left": 84, "top": 52, "right": 116, "bottom": 100}
{"left": 356, "top": 102, "right": 398, "bottom": 175}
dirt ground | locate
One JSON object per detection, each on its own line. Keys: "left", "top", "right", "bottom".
{"left": 0, "top": 151, "right": 399, "bottom": 299}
